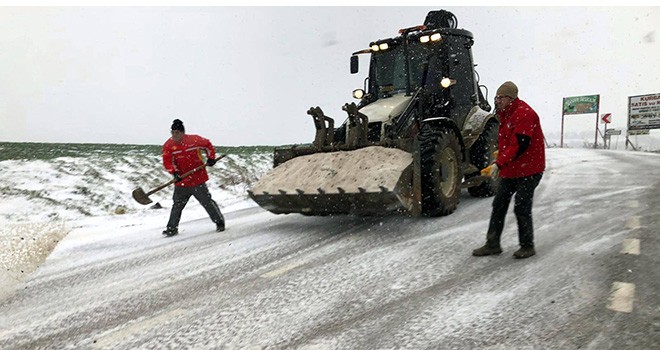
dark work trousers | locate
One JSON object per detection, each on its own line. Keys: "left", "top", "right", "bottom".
{"left": 166, "top": 183, "right": 224, "bottom": 230}
{"left": 486, "top": 173, "right": 543, "bottom": 248}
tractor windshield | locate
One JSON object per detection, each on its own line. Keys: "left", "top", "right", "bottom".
{"left": 371, "top": 43, "right": 436, "bottom": 96}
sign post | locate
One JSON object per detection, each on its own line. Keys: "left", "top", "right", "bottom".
{"left": 601, "top": 113, "right": 612, "bottom": 124}
{"left": 601, "top": 113, "right": 612, "bottom": 148}
{"left": 561, "top": 95, "right": 600, "bottom": 148}
{"left": 605, "top": 129, "right": 621, "bottom": 149}
{"left": 627, "top": 92, "right": 660, "bottom": 150}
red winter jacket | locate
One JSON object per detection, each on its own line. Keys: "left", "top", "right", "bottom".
{"left": 494, "top": 98, "right": 546, "bottom": 178}
{"left": 162, "top": 134, "right": 216, "bottom": 187}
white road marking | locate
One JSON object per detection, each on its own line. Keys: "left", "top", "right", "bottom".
{"left": 92, "top": 308, "right": 187, "bottom": 348}
{"left": 627, "top": 200, "right": 639, "bottom": 208}
{"left": 621, "top": 238, "right": 640, "bottom": 255}
{"left": 261, "top": 261, "right": 305, "bottom": 278}
{"left": 624, "top": 216, "right": 641, "bottom": 229}
{"left": 607, "top": 282, "right": 635, "bottom": 313}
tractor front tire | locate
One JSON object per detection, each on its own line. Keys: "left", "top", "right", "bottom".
{"left": 419, "top": 124, "right": 462, "bottom": 217}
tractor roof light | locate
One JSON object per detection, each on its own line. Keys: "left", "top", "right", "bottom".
{"left": 370, "top": 40, "right": 395, "bottom": 52}
{"left": 419, "top": 31, "right": 442, "bottom": 44}
{"left": 441, "top": 77, "right": 457, "bottom": 88}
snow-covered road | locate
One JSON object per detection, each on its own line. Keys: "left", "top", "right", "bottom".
{"left": 1, "top": 148, "right": 658, "bottom": 349}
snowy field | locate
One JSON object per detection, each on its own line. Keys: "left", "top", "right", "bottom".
{"left": 0, "top": 143, "right": 273, "bottom": 222}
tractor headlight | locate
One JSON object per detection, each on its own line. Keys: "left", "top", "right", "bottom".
{"left": 379, "top": 43, "right": 389, "bottom": 51}
{"left": 430, "top": 33, "right": 442, "bottom": 42}
{"left": 353, "top": 89, "right": 365, "bottom": 99}
{"left": 371, "top": 44, "right": 379, "bottom": 52}
{"left": 419, "top": 35, "right": 430, "bottom": 43}
{"left": 441, "top": 77, "right": 456, "bottom": 88}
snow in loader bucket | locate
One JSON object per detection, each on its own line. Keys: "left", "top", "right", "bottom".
{"left": 248, "top": 146, "right": 414, "bottom": 216}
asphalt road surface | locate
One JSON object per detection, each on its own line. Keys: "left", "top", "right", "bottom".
{"left": 1, "top": 148, "right": 658, "bottom": 349}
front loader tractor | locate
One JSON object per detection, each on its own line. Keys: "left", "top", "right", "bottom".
{"left": 248, "top": 10, "right": 499, "bottom": 216}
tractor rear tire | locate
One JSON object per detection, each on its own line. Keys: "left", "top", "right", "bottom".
{"left": 467, "top": 120, "right": 498, "bottom": 197}
{"left": 419, "top": 124, "right": 462, "bottom": 217}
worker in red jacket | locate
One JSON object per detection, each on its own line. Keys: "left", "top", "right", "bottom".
{"left": 161, "top": 119, "right": 225, "bottom": 237}
{"left": 473, "top": 81, "right": 545, "bottom": 259}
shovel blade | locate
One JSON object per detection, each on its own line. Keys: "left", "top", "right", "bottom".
{"left": 132, "top": 187, "right": 153, "bottom": 205}
{"left": 461, "top": 175, "right": 489, "bottom": 189}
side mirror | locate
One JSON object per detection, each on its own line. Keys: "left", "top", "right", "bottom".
{"left": 350, "top": 55, "right": 359, "bottom": 74}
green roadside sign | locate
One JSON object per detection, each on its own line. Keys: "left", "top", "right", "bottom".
{"left": 563, "top": 95, "right": 599, "bottom": 115}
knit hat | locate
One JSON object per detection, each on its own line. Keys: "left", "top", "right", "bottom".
{"left": 496, "top": 81, "right": 518, "bottom": 99}
{"left": 171, "top": 119, "right": 185, "bottom": 132}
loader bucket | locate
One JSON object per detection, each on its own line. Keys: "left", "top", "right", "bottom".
{"left": 248, "top": 146, "right": 415, "bottom": 216}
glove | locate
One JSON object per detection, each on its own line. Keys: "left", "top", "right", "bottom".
{"left": 172, "top": 172, "right": 182, "bottom": 183}
{"left": 480, "top": 163, "right": 500, "bottom": 179}
{"left": 490, "top": 163, "right": 500, "bottom": 178}
{"left": 206, "top": 158, "right": 217, "bottom": 167}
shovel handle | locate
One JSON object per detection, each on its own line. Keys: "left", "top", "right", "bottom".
{"left": 146, "top": 154, "right": 227, "bottom": 196}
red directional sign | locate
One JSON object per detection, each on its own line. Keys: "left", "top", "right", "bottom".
{"left": 601, "top": 113, "right": 612, "bottom": 124}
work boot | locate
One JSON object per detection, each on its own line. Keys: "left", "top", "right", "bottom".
{"left": 216, "top": 222, "right": 225, "bottom": 232}
{"left": 472, "top": 244, "right": 503, "bottom": 256}
{"left": 513, "top": 246, "right": 536, "bottom": 259}
{"left": 162, "top": 227, "right": 178, "bottom": 237}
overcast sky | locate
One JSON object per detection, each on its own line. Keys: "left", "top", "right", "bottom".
{"left": 0, "top": 6, "right": 658, "bottom": 146}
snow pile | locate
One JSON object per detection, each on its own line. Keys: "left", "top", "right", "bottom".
{"left": 0, "top": 221, "right": 69, "bottom": 299}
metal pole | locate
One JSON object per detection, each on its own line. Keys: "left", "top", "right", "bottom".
{"left": 594, "top": 95, "right": 600, "bottom": 149}
{"left": 561, "top": 98, "right": 565, "bottom": 148}
{"left": 625, "top": 96, "right": 630, "bottom": 150}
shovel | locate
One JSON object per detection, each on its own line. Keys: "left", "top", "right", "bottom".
{"left": 460, "top": 175, "right": 490, "bottom": 188}
{"left": 132, "top": 154, "right": 226, "bottom": 205}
